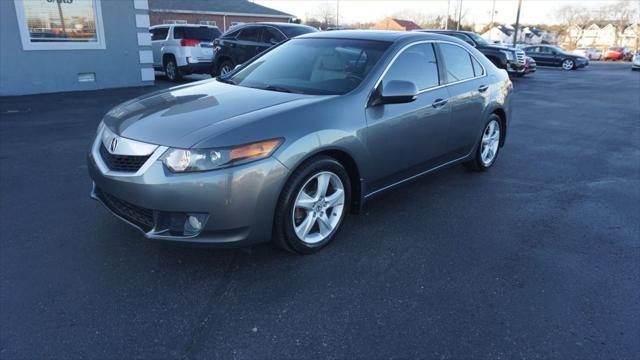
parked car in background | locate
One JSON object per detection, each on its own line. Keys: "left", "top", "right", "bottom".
{"left": 521, "top": 45, "right": 588, "bottom": 70}
{"left": 415, "top": 30, "right": 526, "bottom": 76}
{"left": 211, "top": 22, "right": 318, "bottom": 76}
{"left": 150, "top": 24, "right": 222, "bottom": 82}
{"left": 572, "top": 47, "right": 602, "bottom": 60}
{"left": 632, "top": 51, "right": 640, "bottom": 71}
{"left": 89, "top": 31, "right": 512, "bottom": 254}
{"left": 603, "top": 47, "right": 632, "bottom": 61}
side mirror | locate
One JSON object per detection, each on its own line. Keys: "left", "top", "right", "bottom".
{"left": 371, "top": 80, "right": 418, "bottom": 106}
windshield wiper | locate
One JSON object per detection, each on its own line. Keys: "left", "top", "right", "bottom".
{"left": 259, "top": 85, "right": 296, "bottom": 93}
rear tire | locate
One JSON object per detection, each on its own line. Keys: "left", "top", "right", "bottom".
{"left": 465, "top": 114, "right": 503, "bottom": 172}
{"left": 164, "top": 56, "right": 182, "bottom": 82}
{"left": 273, "top": 156, "right": 351, "bottom": 254}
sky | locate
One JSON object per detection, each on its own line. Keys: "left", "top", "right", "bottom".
{"left": 253, "top": 0, "right": 635, "bottom": 26}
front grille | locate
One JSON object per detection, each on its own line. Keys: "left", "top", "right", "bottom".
{"left": 99, "top": 144, "right": 150, "bottom": 173}
{"left": 515, "top": 50, "right": 526, "bottom": 65}
{"left": 97, "top": 188, "right": 155, "bottom": 231}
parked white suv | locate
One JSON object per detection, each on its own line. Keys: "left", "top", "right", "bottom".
{"left": 150, "top": 24, "right": 221, "bottom": 81}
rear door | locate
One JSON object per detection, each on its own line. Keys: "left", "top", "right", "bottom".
{"left": 150, "top": 27, "right": 169, "bottom": 67}
{"left": 437, "top": 42, "right": 488, "bottom": 159}
{"left": 365, "top": 42, "right": 450, "bottom": 189}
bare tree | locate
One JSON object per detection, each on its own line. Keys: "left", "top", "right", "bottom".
{"left": 554, "top": 4, "right": 593, "bottom": 49}
{"left": 311, "top": 1, "right": 337, "bottom": 30}
{"left": 603, "top": 0, "right": 638, "bottom": 46}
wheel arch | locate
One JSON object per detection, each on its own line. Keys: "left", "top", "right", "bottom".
{"left": 283, "top": 146, "right": 364, "bottom": 214}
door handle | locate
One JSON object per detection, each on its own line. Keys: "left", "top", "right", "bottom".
{"left": 432, "top": 98, "right": 448, "bottom": 108}
{"left": 478, "top": 85, "right": 489, "bottom": 93}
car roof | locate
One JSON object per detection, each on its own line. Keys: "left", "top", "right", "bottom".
{"left": 234, "top": 22, "right": 316, "bottom": 30}
{"left": 151, "top": 24, "right": 219, "bottom": 29}
{"left": 297, "top": 30, "right": 456, "bottom": 43}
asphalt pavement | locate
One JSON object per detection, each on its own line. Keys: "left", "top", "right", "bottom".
{"left": 1, "top": 62, "right": 639, "bottom": 359}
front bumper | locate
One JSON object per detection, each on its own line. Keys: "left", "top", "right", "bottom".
{"left": 506, "top": 61, "right": 525, "bottom": 74}
{"left": 88, "top": 138, "right": 290, "bottom": 247}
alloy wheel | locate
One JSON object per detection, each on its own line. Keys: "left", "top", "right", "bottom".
{"left": 481, "top": 120, "right": 500, "bottom": 166}
{"left": 292, "top": 171, "right": 345, "bottom": 244}
{"left": 562, "top": 59, "right": 574, "bottom": 70}
{"left": 220, "top": 65, "right": 232, "bottom": 75}
{"left": 166, "top": 61, "right": 176, "bottom": 80}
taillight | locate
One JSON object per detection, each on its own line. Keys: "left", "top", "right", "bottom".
{"left": 180, "top": 39, "right": 200, "bottom": 47}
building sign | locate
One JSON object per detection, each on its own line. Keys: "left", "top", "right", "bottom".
{"left": 14, "top": 0, "right": 106, "bottom": 50}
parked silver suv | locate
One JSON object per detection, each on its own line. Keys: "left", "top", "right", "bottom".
{"left": 150, "top": 24, "right": 221, "bottom": 81}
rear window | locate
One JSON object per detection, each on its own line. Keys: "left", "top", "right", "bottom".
{"left": 174, "top": 26, "right": 220, "bottom": 41}
{"left": 281, "top": 26, "right": 318, "bottom": 38}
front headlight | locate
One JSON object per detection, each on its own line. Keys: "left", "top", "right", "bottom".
{"left": 501, "top": 50, "right": 515, "bottom": 61}
{"left": 161, "top": 138, "right": 282, "bottom": 173}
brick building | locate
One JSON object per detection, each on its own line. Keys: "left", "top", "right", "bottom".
{"left": 148, "top": 0, "right": 294, "bottom": 31}
{"left": 370, "top": 18, "right": 421, "bottom": 32}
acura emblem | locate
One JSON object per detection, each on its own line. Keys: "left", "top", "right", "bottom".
{"left": 109, "top": 137, "right": 118, "bottom": 153}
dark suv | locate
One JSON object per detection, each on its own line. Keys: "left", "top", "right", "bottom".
{"left": 416, "top": 30, "right": 526, "bottom": 76}
{"left": 211, "top": 23, "right": 318, "bottom": 76}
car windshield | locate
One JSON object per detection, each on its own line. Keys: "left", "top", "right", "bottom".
{"left": 466, "top": 32, "right": 489, "bottom": 46}
{"left": 225, "top": 38, "right": 390, "bottom": 95}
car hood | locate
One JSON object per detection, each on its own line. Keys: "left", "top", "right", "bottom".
{"left": 102, "top": 80, "right": 312, "bottom": 148}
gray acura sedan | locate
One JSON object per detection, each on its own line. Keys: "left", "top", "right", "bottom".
{"left": 89, "top": 31, "right": 512, "bottom": 254}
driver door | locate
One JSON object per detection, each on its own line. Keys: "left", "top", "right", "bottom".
{"left": 365, "top": 43, "right": 450, "bottom": 191}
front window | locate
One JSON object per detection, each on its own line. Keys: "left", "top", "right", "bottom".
{"left": 225, "top": 38, "right": 390, "bottom": 95}
{"left": 14, "top": 0, "right": 106, "bottom": 50}
{"left": 382, "top": 43, "right": 439, "bottom": 90}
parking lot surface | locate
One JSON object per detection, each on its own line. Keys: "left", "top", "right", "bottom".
{"left": 1, "top": 62, "right": 638, "bottom": 359}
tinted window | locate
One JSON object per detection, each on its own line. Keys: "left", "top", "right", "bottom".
{"left": 383, "top": 43, "right": 439, "bottom": 90}
{"left": 228, "top": 38, "right": 389, "bottom": 95}
{"left": 174, "top": 26, "right": 220, "bottom": 41}
{"left": 443, "top": 32, "right": 474, "bottom": 45}
{"left": 151, "top": 28, "right": 168, "bottom": 41}
{"left": 237, "top": 27, "right": 262, "bottom": 42}
{"left": 262, "top": 27, "right": 285, "bottom": 44}
{"left": 223, "top": 29, "right": 241, "bottom": 39}
{"left": 539, "top": 46, "right": 554, "bottom": 54}
{"left": 471, "top": 56, "right": 484, "bottom": 76}
{"left": 281, "top": 26, "right": 318, "bottom": 38}
{"left": 439, "top": 43, "right": 475, "bottom": 83}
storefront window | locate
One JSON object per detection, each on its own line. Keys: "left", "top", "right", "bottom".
{"left": 14, "top": 0, "right": 106, "bottom": 50}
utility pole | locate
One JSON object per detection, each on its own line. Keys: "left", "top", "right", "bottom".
{"left": 456, "top": 0, "right": 462, "bottom": 31}
{"left": 445, "top": 0, "right": 450, "bottom": 30}
{"left": 336, "top": 0, "right": 339, "bottom": 27}
{"left": 488, "top": 0, "right": 496, "bottom": 40}
{"left": 512, "top": 0, "right": 522, "bottom": 47}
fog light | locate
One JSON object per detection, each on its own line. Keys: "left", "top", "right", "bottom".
{"left": 185, "top": 214, "right": 205, "bottom": 234}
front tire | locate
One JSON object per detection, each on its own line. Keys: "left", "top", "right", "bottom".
{"left": 465, "top": 114, "right": 503, "bottom": 172}
{"left": 273, "top": 156, "right": 351, "bottom": 254}
{"left": 218, "top": 60, "right": 235, "bottom": 76}
{"left": 562, "top": 59, "right": 575, "bottom": 70}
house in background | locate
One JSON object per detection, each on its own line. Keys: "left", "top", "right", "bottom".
{"left": 564, "top": 22, "right": 638, "bottom": 49}
{"left": 148, "top": 0, "right": 294, "bottom": 31}
{"left": 370, "top": 18, "right": 421, "bottom": 31}
{"left": 0, "top": 0, "right": 154, "bottom": 96}
{"left": 481, "top": 25, "right": 514, "bottom": 43}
